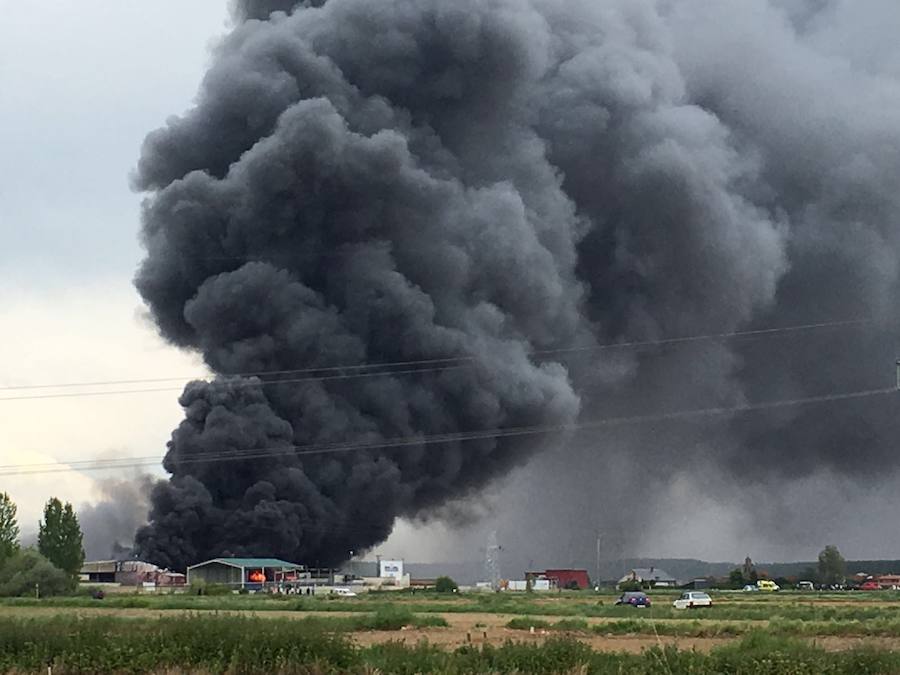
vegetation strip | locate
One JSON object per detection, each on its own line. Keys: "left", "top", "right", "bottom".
{"left": 4, "top": 592, "right": 900, "bottom": 623}
{"left": 5, "top": 615, "right": 900, "bottom": 674}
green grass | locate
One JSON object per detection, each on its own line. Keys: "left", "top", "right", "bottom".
{"left": 3, "top": 615, "right": 900, "bottom": 674}
{"left": 552, "top": 617, "right": 590, "bottom": 631}
{"left": 4, "top": 590, "right": 900, "bottom": 626}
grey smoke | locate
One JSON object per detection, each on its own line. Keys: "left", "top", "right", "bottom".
{"left": 135, "top": 0, "right": 900, "bottom": 570}
{"left": 79, "top": 476, "right": 153, "bottom": 561}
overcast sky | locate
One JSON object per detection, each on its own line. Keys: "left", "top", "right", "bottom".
{"left": 0, "top": 2, "right": 229, "bottom": 531}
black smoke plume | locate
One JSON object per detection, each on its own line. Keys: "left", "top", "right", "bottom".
{"left": 135, "top": 0, "right": 900, "bottom": 570}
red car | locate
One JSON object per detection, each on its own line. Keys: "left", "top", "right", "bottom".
{"left": 860, "top": 581, "right": 881, "bottom": 591}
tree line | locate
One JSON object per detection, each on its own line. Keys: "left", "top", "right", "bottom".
{"left": 726, "top": 547, "right": 847, "bottom": 589}
{"left": 0, "top": 492, "right": 85, "bottom": 596}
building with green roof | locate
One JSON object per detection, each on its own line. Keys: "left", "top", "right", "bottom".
{"left": 187, "top": 557, "right": 303, "bottom": 588}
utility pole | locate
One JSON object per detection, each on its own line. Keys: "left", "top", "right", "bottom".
{"left": 595, "top": 532, "right": 602, "bottom": 590}
{"left": 895, "top": 359, "right": 900, "bottom": 390}
{"left": 485, "top": 530, "right": 501, "bottom": 590}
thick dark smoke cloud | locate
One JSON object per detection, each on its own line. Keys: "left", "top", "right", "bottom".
{"left": 135, "top": 0, "right": 900, "bottom": 570}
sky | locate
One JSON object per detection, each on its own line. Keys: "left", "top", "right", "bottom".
{"left": 0, "top": 1, "right": 227, "bottom": 533}
{"left": 4, "top": 0, "right": 900, "bottom": 568}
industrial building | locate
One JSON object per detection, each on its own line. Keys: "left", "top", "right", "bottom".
{"left": 186, "top": 558, "right": 301, "bottom": 589}
{"left": 337, "top": 558, "right": 409, "bottom": 589}
{"left": 520, "top": 569, "right": 590, "bottom": 590}
{"left": 80, "top": 560, "right": 185, "bottom": 588}
{"left": 543, "top": 569, "right": 590, "bottom": 590}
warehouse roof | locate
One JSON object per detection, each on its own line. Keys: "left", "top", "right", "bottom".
{"left": 188, "top": 557, "right": 300, "bottom": 570}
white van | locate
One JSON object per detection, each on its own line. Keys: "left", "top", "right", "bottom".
{"left": 673, "top": 591, "right": 713, "bottom": 609}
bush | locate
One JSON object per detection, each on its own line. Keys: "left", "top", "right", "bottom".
{"left": 434, "top": 576, "right": 458, "bottom": 593}
{"left": 553, "top": 618, "right": 589, "bottom": 631}
{"left": 188, "top": 581, "right": 232, "bottom": 596}
{"left": 0, "top": 548, "right": 73, "bottom": 597}
{"left": 506, "top": 616, "right": 550, "bottom": 630}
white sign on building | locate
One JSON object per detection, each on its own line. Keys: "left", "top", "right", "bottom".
{"left": 379, "top": 559, "right": 404, "bottom": 579}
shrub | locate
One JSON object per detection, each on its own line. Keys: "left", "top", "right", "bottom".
{"left": 366, "top": 607, "right": 417, "bottom": 630}
{"left": 553, "top": 618, "right": 589, "bottom": 632}
{"left": 618, "top": 579, "right": 643, "bottom": 592}
{"left": 506, "top": 616, "right": 550, "bottom": 630}
{"left": 188, "top": 581, "right": 232, "bottom": 596}
{"left": 0, "top": 548, "right": 73, "bottom": 597}
{"left": 434, "top": 576, "right": 458, "bottom": 593}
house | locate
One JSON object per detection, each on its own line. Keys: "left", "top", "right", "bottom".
{"left": 186, "top": 557, "right": 302, "bottom": 589}
{"left": 618, "top": 567, "right": 677, "bottom": 588}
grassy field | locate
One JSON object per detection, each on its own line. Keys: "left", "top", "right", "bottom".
{"left": 5, "top": 590, "right": 900, "bottom": 672}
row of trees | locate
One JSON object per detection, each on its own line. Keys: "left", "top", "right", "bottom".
{"left": 726, "top": 547, "right": 847, "bottom": 589}
{"left": 0, "top": 492, "right": 85, "bottom": 596}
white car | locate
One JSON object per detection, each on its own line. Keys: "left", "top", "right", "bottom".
{"left": 673, "top": 591, "right": 713, "bottom": 609}
{"left": 331, "top": 587, "right": 358, "bottom": 597}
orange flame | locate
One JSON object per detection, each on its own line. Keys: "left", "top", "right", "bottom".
{"left": 248, "top": 570, "right": 266, "bottom": 583}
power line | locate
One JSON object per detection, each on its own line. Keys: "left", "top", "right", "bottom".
{"left": 2, "top": 384, "right": 893, "bottom": 477}
{"left": 0, "top": 365, "right": 470, "bottom": 402}
{"left": 0, "top": 318, "right": 869, "bottom": 400}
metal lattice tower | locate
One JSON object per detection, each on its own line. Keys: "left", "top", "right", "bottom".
{"left": 485, "top": 530, "right": 501, "bottom": 590}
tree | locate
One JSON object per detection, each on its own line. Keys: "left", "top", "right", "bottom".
{"left": 818, "top": 545, "right": 846, "bottom": 586}
{"left": 0, "top": 548, "right": 72, "bottom": 597}
{"left": 728, "top": 568, "right": 745, "bottom": 589}
{"left": 434, "top": 576, "right": 458, "bottom": 593}
{"left": 0, "top": 493, "right": 19, "bottom": 563}
{"left": 38, "top": 498, "right": 84, "bottom": 580}
{"left": 742, "top": 556, "right": 756, "bottom": 582}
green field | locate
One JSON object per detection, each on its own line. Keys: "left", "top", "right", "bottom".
{"left": 5, "top": 590, "right": 900, "bottom": 673}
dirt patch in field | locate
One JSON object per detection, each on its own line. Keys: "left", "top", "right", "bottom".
{"left": 810, "top": 636, "right": 900, "bottom": 652}
{"left": 350, "top": 626, "right": 730, "bottom": 654}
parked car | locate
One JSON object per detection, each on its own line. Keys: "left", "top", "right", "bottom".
{"left": 673, "top": 591, "right": 713, "bottom": 609}
{"left": 742, "top": 584, "right": 760, "bottom": 592}
{"left": 615, "top": 591, "right": 651, "bottom": 608}
{"left": 757, "top": 580, "right": 780, "bottom": 592}
{"left": 331, "top": 587, "right": 358, "bottom": 597}
{"left": 860, "top": 580, "right": 881, "bottom": 591}
{"left": 796, "top": 581, "right": 815, "bottom": 591}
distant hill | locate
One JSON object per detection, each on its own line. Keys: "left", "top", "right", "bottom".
{"left": 405, "top": 558, "right": 900, "bottom": 585}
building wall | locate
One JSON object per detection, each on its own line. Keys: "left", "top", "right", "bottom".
{"left": 188, "top": 562, "right": 243, "bottom": 586}
{"left": 379, "top": 559, "right": 404, "bottom": 580}
{"left": 545, "top": 569, "right": 590, "bottom": 589}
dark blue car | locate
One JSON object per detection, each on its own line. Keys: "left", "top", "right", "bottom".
{"left": 615, "top": 591, "right": 651, "bottom": 607}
